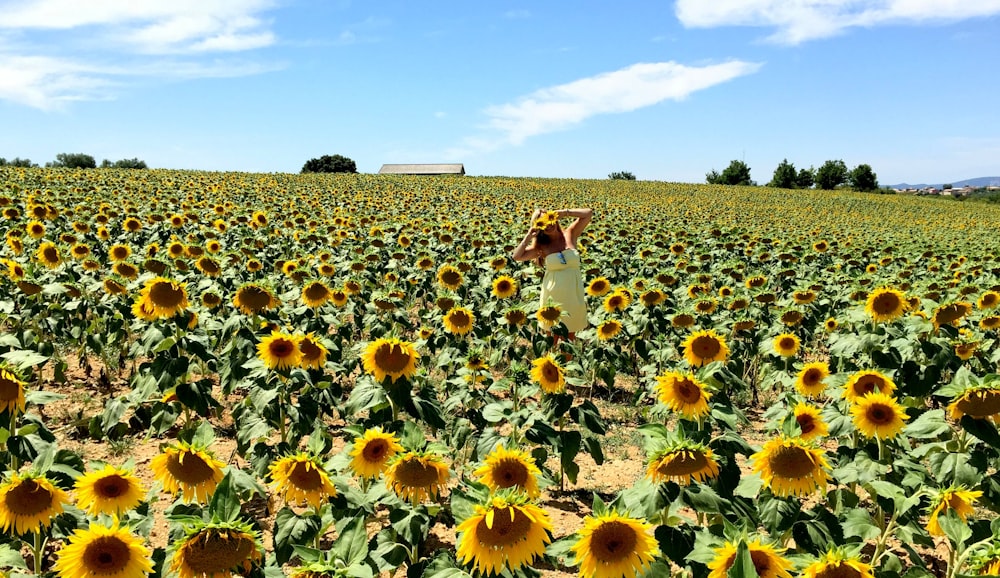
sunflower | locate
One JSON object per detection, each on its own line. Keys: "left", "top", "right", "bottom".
{"left": 793, "top": 403, "right": 829, "bottom": 441}
{"left": 536, "top": 304, "right": 563, "bottom": 329}
{"left": 170, "top": 522, "right": 262, "bottom": 578}
{"left": 977, "top": 290, "right": 1000, "bottom": 310}
{"left": 932, "top": 301, "right": 973, "bottom": 330}
{"left": 792, "top": 362, "right": 828, "bottom": 398}
{"left": 255, "top": 331, "right": 301, "bottom": 371}
{"left": 772, "top": 333, "right": 801, "bottom": 358}
{"left": 708, "top": 538, "right": 792, "bottom": 578}
{"left": 150, "top": 443, "right": 225, "bottom": 503}
{"left": 26, "top": 220, "right": 45, "bottom": 238}
{"left": 926, "top": 486, "right": 982, "bottom": 536}
{"left": 572, "top": 510, "right": 658, "bottom": 578}
{"left": 300, "top": 280, "right": 331, "bottom": 308}
{"left": 269, "top": 453, "right": 337, "bottom": 509}
{"left": 473, "top": 445, "right": 542, "bottom": 498}
{"left": 681, "top": 329, "right": 729, "bottom": 368}
{"left": 70, "top": 243, "right": 91, "bottom": 260}
{"left": 751, "top": 437, "right": 830, "bottom": 497}
{"left": 0, "top": 366, "right": 26, "bottom": 415}
{"left": 349, "top": 427, "right": 404, "bottom": 478}
{"left": 980, "top": 315, "right": 1000, "bottom": 331}
{"left": 842, "top": 370, "right": 896, "bottom": 403}
{"left": 603, "top": 291, "right": 630, "bottom": 313}
{"left": 948, "top": 386, "right": 1000, "bottom": 420}
{"left": 437, "top": 265, "right": 463, "bottom": 290}
{"left": 640, "top": 289, "right": 666, "bottom": 307}
{"left": 456, "top": 495, "right": 552, "bottom": 576}
{"left": 851, "top": 392, "right": 908, "bottom": 439}
{"left": 442, "top": 306, "right": 475, "bottom": 335}
{"left": 865, "top": 287, "right": 909, "bottom": 322}
{"left": 138, "top": 277, "right": 189, "bottom": 318}
{"left": 108, "top": 244, "right": 132, "bottom": 262}
{"left": 596, "top": 320, "right": 623, "bottom": 341}
{"left": 361, "top": 337, "right": 420, "bottom": 383}
{"left": 0, "top": 471, "right": 70, "bottom": 535}
{"left": 232, "top": 283, "right": 277, "bottom": 315}
{"left": 36, "top": 241, "right": 62, "bottom": 268}
{"left": 646, "top": 442, "right": 720, "bottom": 485}
{"left": 505, "top": 308, "right": 528, "bottom": 326}
{"left": 193, "top": 257, "right": 221, "bottom": 277}
{"left": 671, "top": 313, "right": 695, "bottom": 328}
{"left": 728, "top": 297, "right": 749, "bottom": 311}
{"left": 530, "top": 355, "right": 565, "bottom": 394}
{"left": 801, "top": 547, "right": 874, "bottom": 578}
{"left": 330, "top": 288, "right": 349, "bottom": 307}
{"left": 53, "top": 523, "right": 152, "bottom": 578}
{"left": 297, "top": 333, "right": 328, "bottom": 370}
{"left": 385, "top": 451, "right": 450, "bottom": 504}
{"left": 587, "top": 277, "right": 612, "bottom": 297}
{"left": 746, "top": 275, "right": 768, "bottom": 289}
{"left": 792, "top": 290, "right": 817, "bottom": 305}
{"left": 655, "top": 372, "right": 711, "bottom": 419}
{"left": 492, "top": 276, "right": 518, "bottom": 299}
{"left": 779, "top": 309, "right": 803, "bottom": 327}
{"left": 955, "top": 341, "right": 978, "bottom": 360}
{"left": 74, "top": 464, "right": 147, "bottom": 517}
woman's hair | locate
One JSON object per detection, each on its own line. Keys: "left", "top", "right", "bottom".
{"left": 535, "top": 231, "right": 552, "bottom": 245}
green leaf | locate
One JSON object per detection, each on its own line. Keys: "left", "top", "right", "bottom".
{"left": 389, "top": 505, "right": 431, "bottom": 546}
{"left": 273, "top": 507, "right": 322, "bottom": 565}
{"left": 842, "top": 509, "right": 881, "bottom": 540}
{"left": 904, "top": 409, "right": 949, "bottom": 439}
{"left": 727, "top": 540, "right": 757, "bottom": 578}
{"left": 734, "top": 472, "right": 764, "bottom": 498}
{"left": 24, "top": 390, "right": 65, "bottom": 405}
{"left": 960, "top": 416, "right": 1000, "bottom": 447}
{"left": 208, "top": 472, "right": 241, "bottom": 523}
{"left": 0, "top": 544, "right": 27, "bottom": 569}
{"left": 331, "top": 516, "right": 369, "bottom": 566}
{"left": 1, "top": 349, "right": 49, "bottom": 369}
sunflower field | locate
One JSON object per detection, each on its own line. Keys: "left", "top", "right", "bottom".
{"left": 1, "top": 166, "right": 1000, "bottom": 578}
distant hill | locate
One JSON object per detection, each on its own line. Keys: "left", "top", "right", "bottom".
{"left": 888, "top": 176, "right": 1000, "bottom": 189}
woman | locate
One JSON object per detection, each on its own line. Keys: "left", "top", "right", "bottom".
{"left": 512, "top": 207, "right": 593, "bottom": 340}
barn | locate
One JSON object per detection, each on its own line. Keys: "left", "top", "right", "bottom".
{"left": 378, "top": 164, "right": 465, "bottom": 176}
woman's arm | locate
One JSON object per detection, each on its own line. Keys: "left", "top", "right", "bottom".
{"left": 512, "top": 209, "right": 543, "bottom": 262}
{"left": 560, "top": 208, "right": 593, "bottom": 245}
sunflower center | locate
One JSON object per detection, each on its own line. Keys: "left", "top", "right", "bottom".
{"left": 540, "top": 307, "right": 561, "bottom": 321}
{"left": 496, "top": 280, "right": 512, "bottom": 293}
{"left": 374, "top": 344, "right": 413, "bottom": 373}
{"left": 94, "top": 475, "right": 129, "bottom": 498}
{"left": 182, "top": 530, "right": 255, "bottom": 573}
{"left": 592, "top": 281, "right": 608, "bottom": 293}
{"left": 304, "top": 283, "right": 329, "bottom": 301}
{"left": 935, "top": 304, "right": 969, "bottom": 325}
{"left": 83, "top": 536, "right": 132, "bottom": 574}
{"left": 475, "top": 507, "right": 533, "bottom": 547}
{"left": 287, "top": 461, "right": 324, "bottom": 491}
{"left": 768, "top": 445, "right": 818, "bottom": 479}
{"left": 802, "top": 369, "right": 823, "bottom": 386}
{"left": 872, "top": 293, "right": 902, "bottom": 315}
{"left": 590, "top": 521, "right": 639, "bottom": 563}
{"left": 657, "top": 450, "right": 709, "bottom": 476}
{"left": 394, "top": 459, "right": 441, "bottom": 488}
{"left": 299, "top": 340, "right": 322, "bottom": 362}
{"left": 796, "top": 414, "right": 816, "bottom": 434}
{"left": 149, "top": 282, "right": 185, "bottom": 308}
{"left": 813, "top": 563, "right": 863, "bottom": 578}
{"left": 237, "top": 286, "right": 273, "bottom": 312}
{"left": 362, "top": 439, "right": 389, "bottom": 462}
{"left": 440, "top": 270, "right": 461, "bottom": 286}
{"left": 449, "top": 310, "right": 472, "bottom": 328}
{"left": 866, "top": 404, "right": 894, "bottom": 425}
{"left": 0, "top": 375, "right": 21, "bottom": 401}
{"left": 983, "top": 294, "right": 999, "bottom": 307}
{"left": 690, "top": 335, "right": 721, "bottom": 359}
{"left": 268, "top": 339, "right": 296, "bottom": 359}
{"left": 778, "top": 338, "right": 796, "bottom": 351}
{"left": 956, "top": 390, "right": 1000, "bottom": 418}
{"left": 492, "top": 458, "right": 529, "bottom": 488}
{"left": 165, "top": 451, "right": 216, "bottom": 485}
{"left": 541, "top": 362, "right": 560, "bottom": 383}
{"left": 672, "top": 378, "right": 702, "bottom": 404}
{"left": 42, "top": 246, "right": 59, "bottom": 262}
{"left": 853, "top": 376, "right": 884, "bottom": 397}
{"left": 199, "top": 259, "right": 220, "bottom": 274}
{"left": 5, "top": 479, "right": 53, "bottom": 516}
{"left": 751, "top": 550, "right": 773, "bottom": 573}
{"left": 608, "top": 296, "right": 623, "bottom": 308}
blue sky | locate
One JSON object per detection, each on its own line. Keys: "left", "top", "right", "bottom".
{"left": 1, "top": 1, "right": 999, "bottom": 185}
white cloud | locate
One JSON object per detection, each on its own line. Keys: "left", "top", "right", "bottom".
{"left": 0, "top": 0, "right": 281, "bottom": 108}
{"left": 448, "top": 60, "right": 761, "bottom": 156}
{"left": 676, "top": 0, "right": 1000, "bottom": 44}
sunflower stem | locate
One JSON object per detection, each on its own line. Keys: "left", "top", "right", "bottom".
{"left": 8, "top": 410, "right": 19, "bottom": 471}
{"left": 876, "top": 435, "right": 885, "bottom": 463}
{"left": 32, "top": 531, "right": 46, "bottom": 574}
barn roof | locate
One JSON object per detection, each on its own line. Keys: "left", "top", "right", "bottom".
{"left": 378, "top": 163, "right": 465, "bottom": 175}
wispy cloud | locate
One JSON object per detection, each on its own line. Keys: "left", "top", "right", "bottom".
{"left": 676, "top": 0, "right": 1000, "bottom": 44}
{"left": 0, "top": 0, "right": 281, "bottom": 109}
{"left": 448, "top": 60, "right": 761, "bottom": 156}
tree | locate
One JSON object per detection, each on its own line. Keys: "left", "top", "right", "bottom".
{"left": 301, "top": 154, "right": 357, "bottom": 174}
{"left": 707, "top": 160, "right": 753, "bottom": 186}
{"left": 608, "top": 171, "right": 636, "bottom": 180}
{"left": 768, "top": 159, "right": 797, "bottom": 189}
{"left": 48, "top": 153, "right": 97, "bottom": 169}
{"left": 101, "top": 157, "right": 148, "bottom": 169}
{"left": 848, "top": 164, "right": 879, "bottom": 192}
{"left": 0, "top": 157, "right": 36, "bottom": 167}
{"left": 796, "top": 167, "right": 815, "bottom": 189}
{"left": 815, "top": 160, "right": 848, "bottom": 190}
